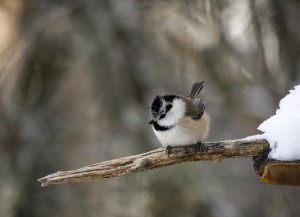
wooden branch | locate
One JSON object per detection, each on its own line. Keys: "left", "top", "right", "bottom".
{"left": 253, "top": 151, "right": 300, "bottom": 185}
{"left": 38, "top": 139, "right": 269, "bottom": 187}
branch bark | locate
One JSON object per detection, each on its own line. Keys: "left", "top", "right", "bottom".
{"left": 38, "top": 139, "right": 269, "bottom": 187}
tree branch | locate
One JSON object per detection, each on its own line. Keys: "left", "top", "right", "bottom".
{"left": 38, "top": 139, "right": 269, "bottom": 187}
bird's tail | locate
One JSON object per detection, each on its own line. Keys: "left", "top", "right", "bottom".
{"left": 188, "top": 81, "right": 205, "bottom": 98}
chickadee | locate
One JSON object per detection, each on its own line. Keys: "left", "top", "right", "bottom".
{"left": 149, "top": 81, "right": 210, "bottom": 155}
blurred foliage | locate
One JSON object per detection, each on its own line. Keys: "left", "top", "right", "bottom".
{"left": 0, "top": 0, "right": 300, "bottom": 217}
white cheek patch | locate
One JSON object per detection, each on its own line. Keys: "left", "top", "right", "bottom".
{"left": 158, "top": 99, "right": 185, "bottom": 127}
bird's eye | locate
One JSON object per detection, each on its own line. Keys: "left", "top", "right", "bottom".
{"left": 151, "top": 110, "right": 158, "bottom": 116}
{"left": 159, "top": 113, "right": 166, "bottom": 119}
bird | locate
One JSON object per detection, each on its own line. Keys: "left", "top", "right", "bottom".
{"left": 149, "top": 81, "right": 210, "bottom": 155}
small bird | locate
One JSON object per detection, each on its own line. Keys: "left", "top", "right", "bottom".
{"left": 149, "top": 81, "right": 210, "bottom": 155}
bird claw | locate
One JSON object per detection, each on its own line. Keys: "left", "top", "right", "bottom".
{"left": 165, "top": 146, "right": 172, "bottom": 157}
{"left": 166, "top": 142, "right": 206, "bottom": 156}
{"left": 185, "top": 146, "right": 189, "bottom": 154}
{"left": 195, "top": 141, "right": 207, "bottom": 152}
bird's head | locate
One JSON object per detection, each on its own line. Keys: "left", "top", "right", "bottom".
{"left": 149, "top": 95, "right": 186, "bottom": 127}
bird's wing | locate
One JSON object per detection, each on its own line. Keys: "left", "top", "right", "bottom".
{"left": 188, "top": 81, "right": 204, "bottom": 98}
{"left": 183, "top": 97, "right": 206, "bottom": 120}
{"left": 191, "top": 99, "right": 205, "bottom": 120}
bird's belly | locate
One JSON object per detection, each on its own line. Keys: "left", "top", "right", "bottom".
{"left": 153, "top": 125, "right": 198, "bottom": 148}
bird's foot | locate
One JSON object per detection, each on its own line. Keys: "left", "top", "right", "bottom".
{"left": 185, "top": 146, "right": 189, "bottom": 154}
{"left": 195, "top": 141, "right": 207, "bottom": 152}
{"left": 166, "top": 146, "right": 172, "bottom": 157}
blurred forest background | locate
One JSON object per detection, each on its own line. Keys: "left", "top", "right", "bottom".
{"left": 1, "top": 0, "right": 300, "bottom": 217}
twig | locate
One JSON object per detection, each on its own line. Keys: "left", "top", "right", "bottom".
{"left": 38, "top": 139, "right": 269, "bottom": 187}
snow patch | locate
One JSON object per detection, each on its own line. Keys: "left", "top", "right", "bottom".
{"left": 242, "top": 134, "right": 266, "bottom": 142}
{"left": 258, "top": 85, "right": 300, "bottom": 160}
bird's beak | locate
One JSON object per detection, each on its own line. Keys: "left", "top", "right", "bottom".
{"left": 149, "top": 120, "right": 154, "bottom": 125}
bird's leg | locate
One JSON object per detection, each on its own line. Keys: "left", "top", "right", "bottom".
{"left": 185, "top": 146, "right": 189, "bottom": 154}
{"left": 195, "top": 141, "right": 207, "bottom": 152}
{"left": 165, "top": 146, "right": 172, "bottom": 157}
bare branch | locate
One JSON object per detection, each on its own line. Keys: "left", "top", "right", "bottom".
{"left": 38, "top": 139, "right": 269, "bottom": 187}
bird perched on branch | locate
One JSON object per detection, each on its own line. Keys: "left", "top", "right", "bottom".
{"left": 149, "top": 81, "right": 210, "bottom": 155}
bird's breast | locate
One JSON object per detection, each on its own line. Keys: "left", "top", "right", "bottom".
{"left": 153, "top": 125, "right": 192, "bottom": 148}
{"left": 152, "top": 113, "right": 210, "bottom": 148}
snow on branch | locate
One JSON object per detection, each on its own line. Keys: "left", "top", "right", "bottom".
{"left": 258, "top": 85, "right": 300, "bottom": 160}
{"left": 38, "top": 139, "right": 269, "bottom": 187}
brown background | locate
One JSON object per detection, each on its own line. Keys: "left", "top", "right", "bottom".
{"left": 0, "top": 1, "right": 300, "bottom": 217}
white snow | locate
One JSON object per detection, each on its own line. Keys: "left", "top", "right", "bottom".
{"left": 242, "top": 134, "right": 265, "bottom": 142}
{"left": 257, "top": 85, "right": 300, "bottom": 160}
